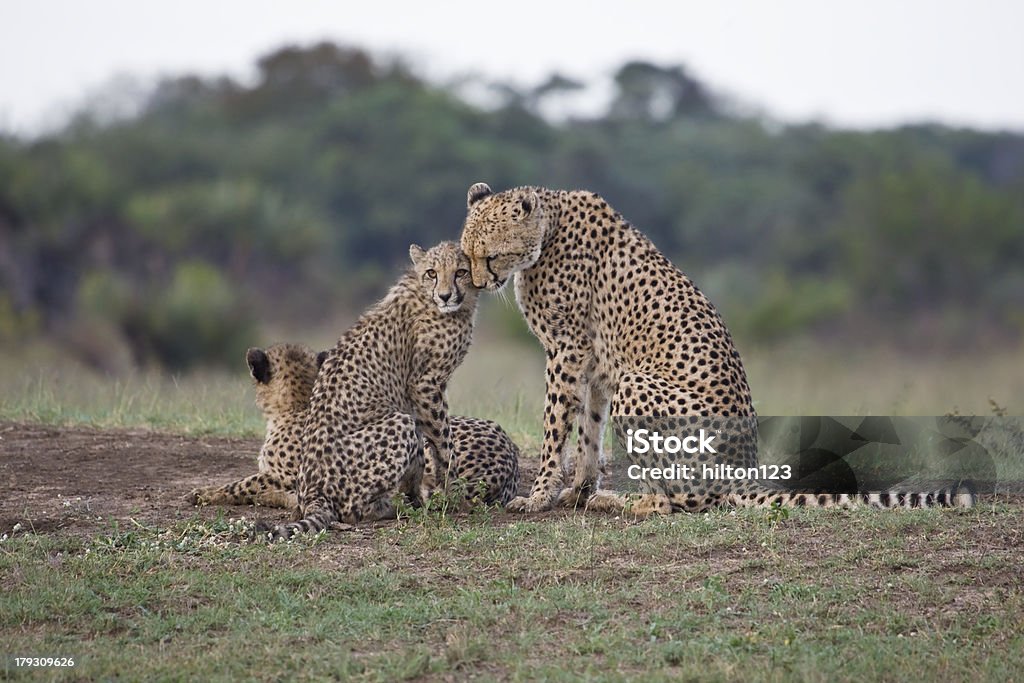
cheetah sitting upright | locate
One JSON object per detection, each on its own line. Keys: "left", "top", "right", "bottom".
{"left": 188, "top": 343, "right": 326, "bottom": 511}
{"left": 460, "top": 183, "right": 974, "bottom": 515}
{"left": 189, "top": 344, "right": 519, "bottom": 514}
{"left": 267, "top": 241, "right": 493, "bottom": 540}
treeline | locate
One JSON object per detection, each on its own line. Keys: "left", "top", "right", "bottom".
{"left": 1, "top": 42, "right": 1022, "bottom": 370}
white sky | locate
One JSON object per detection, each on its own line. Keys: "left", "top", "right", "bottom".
{"left": 1, "top": 0, "right": 1022, "bottom": 135}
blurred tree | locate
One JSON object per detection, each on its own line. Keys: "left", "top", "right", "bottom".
{"left": 609, "top": 61, "right": 719, "bottom": 122}
{"left": 2, "top": 42, "right": 1022, "bottom": 369}
{"left": 835, "top": 157, "right": 1024, "bottom": 314}
{"left": 532, "top": 74, "right": 585, "bottom": 101}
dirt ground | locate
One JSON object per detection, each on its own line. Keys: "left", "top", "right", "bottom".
{"left": 0, "top": 421, "right": 554, "bottom": 537}
{"left": 0, "top": 421, "right": 270, "bottom": 536}
{"left": 1, "top": 420, "right": 1020, "bottom": 539}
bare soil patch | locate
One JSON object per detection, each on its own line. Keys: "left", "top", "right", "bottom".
{"left": 0, "top": 421, "right": 277, "bottom": 536}
{"left": 0, "top": 421, "right": 556, "bottom": 537}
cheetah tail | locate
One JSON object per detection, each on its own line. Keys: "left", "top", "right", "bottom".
{"left": 730, "top": 482, "right": 975, "bottom": 510}
{"left": 261, "top": 506, "right": 338, "bottom": 542}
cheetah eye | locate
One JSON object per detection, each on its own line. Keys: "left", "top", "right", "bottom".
{"left": 425, "top": 269, "right": 437, "bottom": 279}
{"left": 455, "top": 269, "right": 468, "bottom": 278}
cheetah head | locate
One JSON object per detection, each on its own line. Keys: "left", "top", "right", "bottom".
{"left": 460, "top": 182, "right": 545, "bottom": 291}
{"left": 409, "top": 240, "right": 478, "bottom": 314}
{"left": 246, "top": 343, "right": 328, "bottom": 416}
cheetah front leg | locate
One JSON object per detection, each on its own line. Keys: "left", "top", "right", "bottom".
{"left": 417, "top": 442, "right": 450, "bottom": 506}
{"left": 411, "top": 376, "right": 454, "bottom": 498}
{"left": 188, "top": 473, "right": 294, "bottom": 509}
{"left": 508, "top": 347, "right": 584, "bottom": 513}
{"left": 556, "top": 381, "right": 610, "bottom": 509}
{"left": 352, "top": 445, "right": 427, "bottom": 522}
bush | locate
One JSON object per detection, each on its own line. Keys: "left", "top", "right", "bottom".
{"left": 698, "top": 265, "right": 850, "bottom": 342}
{"left": 0, "top": 293, "right": 41, "bottom": 343}
{"left": 77, "top": 263, "right": 256, "bottom": 371}
{"left": 738, "top": 272, "right": 851, "bottom": 340}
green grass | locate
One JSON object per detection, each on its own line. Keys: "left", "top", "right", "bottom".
{"left": 742, "top": 339, "right": 1024, "bottom": 417}
{"left": 0, "top": 360, "right": 263, "bottom": 437}
{"left": 1, "top": 329, "right": 1022, "bottom": 680}
{"left": 2, "top": 337, "right": 1022, "bottom": 443}
{"left": 2, "top": 506, "right": 1021, "bottom": 681}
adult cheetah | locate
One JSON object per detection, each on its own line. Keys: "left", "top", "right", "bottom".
{"left": 190, "top": 343, "right": 519, "bottom": 515}
{"left": 460, "top": 183, "right": 974, "bottom": 515}
{"left": 265, "top": 241, "right": 480, "bottom": 539}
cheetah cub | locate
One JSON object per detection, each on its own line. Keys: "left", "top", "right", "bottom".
{"left": 190, "top": 342, "right": 519, "bottom": 517}
{"left": 188, "top": 343, "right": 325, "bottom": 511}
{"left": 268, "top": 241, "right": 488, "bottom": 540}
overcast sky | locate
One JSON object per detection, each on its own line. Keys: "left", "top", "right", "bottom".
{"left": 1, "top": 0, "right": 1022, "bottom": 135}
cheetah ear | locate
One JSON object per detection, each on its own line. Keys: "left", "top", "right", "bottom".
{"left": 315, "top": 350, "right": 329, "bottom": 369}
{"left": 246, "top": 347, "right": 271, "bottom": 384}
{"left": 520, "top": 191, "right": 538, "bottom": 218}
{"left": 409, "top": 244, "right": 426, "bottom": 266}
{"left": 467, "top": 182, "right": 493, "bottom": 208}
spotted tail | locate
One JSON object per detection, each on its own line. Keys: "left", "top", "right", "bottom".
{"left": 730, "top": 482, "right": 975, "bottom": 509}
{"left": 260, "top": 504, "right": 337, "bottom": 542}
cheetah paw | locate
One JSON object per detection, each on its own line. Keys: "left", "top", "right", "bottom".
{"left": 583, "top": 491, "right": 627, "bottom": 514}
{"left": 505, "top": 493, "right": 554, "bottom": 513}
{"left": 555, "top": 486, "right": 592, "bottom": 509}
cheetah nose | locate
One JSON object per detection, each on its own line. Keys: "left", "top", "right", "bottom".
{"left": 439, "top": 292, "right": 451, "bottom": 302}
